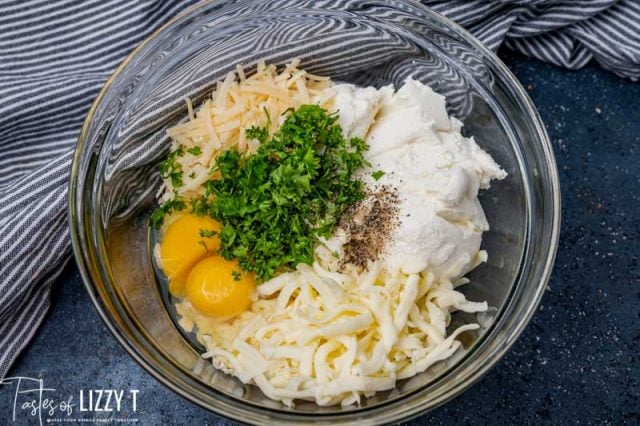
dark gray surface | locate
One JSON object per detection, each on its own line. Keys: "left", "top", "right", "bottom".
{"left": 2, "top": 52, "right": 639, "bottom": 425}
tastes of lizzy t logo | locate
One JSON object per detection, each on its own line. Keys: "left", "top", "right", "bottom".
{"left": 0, "top": 376, "right": 140, "bottom": 425}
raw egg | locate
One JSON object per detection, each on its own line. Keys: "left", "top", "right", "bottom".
{"left": 186, "top": 256, "right": 254, "bottom": 318}
{"left": 160, "top": 214, "right": 221, "bottom": 297}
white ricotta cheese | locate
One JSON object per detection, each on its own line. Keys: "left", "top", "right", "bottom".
{"left": 334, "top": 78, "right": 506, "bottom": 279}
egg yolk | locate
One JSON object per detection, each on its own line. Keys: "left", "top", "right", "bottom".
{"left": 160, "top": 214, "right": 221, "bottom": 297}
{"left": 186, "top": 256, "right": 254, "bottom": 318}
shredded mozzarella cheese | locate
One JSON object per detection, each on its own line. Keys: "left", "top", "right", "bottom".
{"left": 177, "top": 252, "right": 485, "bottom": 407}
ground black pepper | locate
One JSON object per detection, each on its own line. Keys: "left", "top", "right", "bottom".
{"left": 338, "top": 185, "right": 400, "bottom": 270}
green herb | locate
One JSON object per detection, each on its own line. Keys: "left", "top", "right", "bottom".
{"left": 263, "top": 106, "right": 272, "bottom": 128}
{"left": 199, "top": 228, "right": 217, "bottom": 238}
{"left": 190, "top": 197, "right": 209, "bottom": 217}
{"left": 245, "top": 125, "right": 269, "bottom": 144}
{"left": 371, "top": 170, "right": 385, "bottom": 181}
{"left": 159, "top": 145, "right": 184, "bottom": 188}
{"left": 231, "top": 270, "right": 242, "bottom": 281}
{"left": 198, "top": 104, "right": 368, "bottom": 281}
{"left": 187, "top": 146, "right": 202, "bottom": 156}
{"left": 149, "top": 198, "right": 186, "bottom": 228}
{"left": 198, "top": 240, "right": 209, "bottom": 253}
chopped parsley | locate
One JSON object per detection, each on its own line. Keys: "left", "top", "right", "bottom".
{"left": 245, "top": 124, "right": 269, "bottom": 143}
{"left": 187, "top": 146, "right": 202, "bottom": 156}
{"left": 193, "top": 105, "right": 369, "bottom": 281}
{"left": 231, "top": 270, "right": 242, "bottom": 281}
{"left": 371, "top": 170, "right": 385, "bottom": 181}
{"left": 199, "top": 228, "right": 217, "bottom": 238}
{"left": 149, "top": 198, "right": 185, "bottom": 228}
{"left": 159, "top": 145, "right": 184, "bottom": 188}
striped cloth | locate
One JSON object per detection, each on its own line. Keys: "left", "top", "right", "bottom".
{"left": 0, "top": 0, "right": 638, "bottom": 378}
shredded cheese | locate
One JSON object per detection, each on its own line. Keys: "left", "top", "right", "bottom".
{"left": 158, "top": 60, "right": 334, "bottom": 201}
{"left": 176, "top": 250, "right": 485, "bottom": 407}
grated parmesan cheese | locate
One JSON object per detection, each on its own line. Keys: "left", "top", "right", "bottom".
{"left": 158, "top": 60, "right": 335, "bottom": 202}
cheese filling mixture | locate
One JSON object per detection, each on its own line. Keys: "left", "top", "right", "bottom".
{"left": 153, "top": 60, "right": 506, "bottom": 407}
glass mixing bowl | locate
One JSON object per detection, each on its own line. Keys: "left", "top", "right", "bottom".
{"left": 69, "top": 0, "right": 560, "bottom": 424}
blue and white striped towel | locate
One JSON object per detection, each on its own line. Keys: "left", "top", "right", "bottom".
{"left": 0, "top": 0, "right": 638, "bottom": 377}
